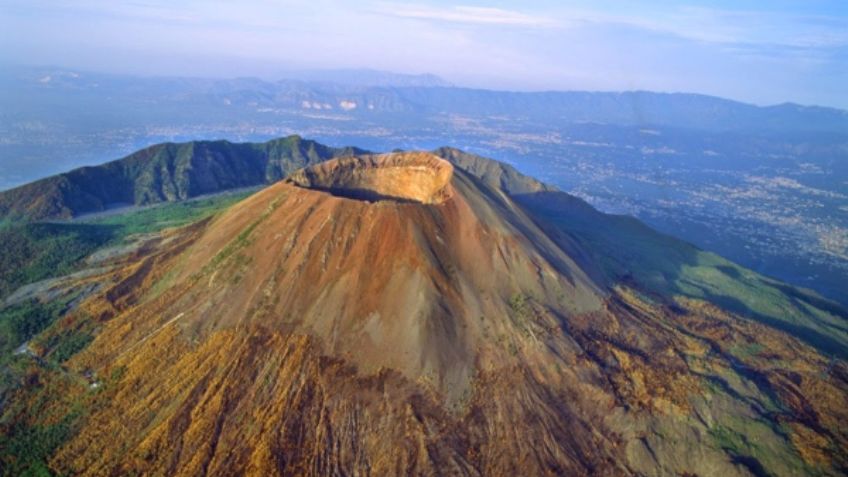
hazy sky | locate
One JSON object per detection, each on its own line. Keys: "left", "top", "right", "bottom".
{"left": 2, "top": 0, "right": 847, "bottom": 107}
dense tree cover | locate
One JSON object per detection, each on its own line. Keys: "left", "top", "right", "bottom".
{"left": 0, "top": 410, "right": 81, "bottom": 476}
{"left": 0, "top": 223, "right": 116, "bottom": 300}
{"left": 0, "top": 189, "right": 253, "bottom": 302}
{"left": 0, "top": 299, "right": 68, "bottom": 356}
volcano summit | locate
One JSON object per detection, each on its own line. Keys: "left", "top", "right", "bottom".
{"left": 285, "top": 153, "right": 454, "bottom": 204}
{"left": 1, "top": 145, "right": 846, "bottom": 476}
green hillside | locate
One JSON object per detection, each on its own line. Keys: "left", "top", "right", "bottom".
{"left": 517, "top": 191, "right": 848, "bottom": 358}
{"left": 0, "top": 190, "right": 252, "bottom": 301}
{"left": 0, "top": 136, "right": 364, "bottom": 221}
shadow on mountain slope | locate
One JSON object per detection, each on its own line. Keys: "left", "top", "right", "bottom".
{"left": 516, "top": 191, "right": 848, "bottom": 359}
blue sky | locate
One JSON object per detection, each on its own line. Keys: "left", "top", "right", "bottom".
{"left": 1, "top": 0, "right": 847, "bottom": 107}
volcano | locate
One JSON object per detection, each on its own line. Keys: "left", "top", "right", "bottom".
{"left": 14, "top": 150, "right": 847, "bottom": 476}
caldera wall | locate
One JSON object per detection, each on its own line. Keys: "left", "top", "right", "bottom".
{"left": 285, "top": 152, "right": 454, "bottom": 204}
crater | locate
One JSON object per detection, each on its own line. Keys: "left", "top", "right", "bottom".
{"left": 285, "top": 152, "right": 454, "bottom": 204}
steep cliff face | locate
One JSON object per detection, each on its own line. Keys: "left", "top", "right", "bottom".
{"left": 6, "top": 152, "right": 845, "bottom": 476}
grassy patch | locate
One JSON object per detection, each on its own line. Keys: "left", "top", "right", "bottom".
{"left": 729, "top": 342, "right": 765, "bottom": 360}
{"left": 520, "top": 195, "right": 848, "bottom": 358}
{"left": 85, "top": 190, "right": 254, "bottom": 236}
{"left": 708, "top": 417, "right": 810, "bottom": 477}
{"left": 0, "top": 223, "right": 117, "bottom": 299}
{"left": 0, "top": 190, "right": 253, "bottom": 302}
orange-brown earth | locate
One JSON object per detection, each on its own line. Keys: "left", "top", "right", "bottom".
{"left": 4, "top": 151, "right": 846, "bottom": 476}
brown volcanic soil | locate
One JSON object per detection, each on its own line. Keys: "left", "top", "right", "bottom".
{"left": 33, "top": 152, "right": 848, "bottom": 476}
{"left": 80, "top": 152, "right": 605, "bottom": 403}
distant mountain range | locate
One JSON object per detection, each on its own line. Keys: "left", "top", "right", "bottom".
{"left": 279, "top": 68, "right": 453, "bottom": 87}
{"left": 3, "top": 65, "right": 846, "bottom": 134}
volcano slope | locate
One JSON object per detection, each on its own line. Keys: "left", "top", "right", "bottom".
{"left": 2, "top": 150, "right": 847, "bottom": 476}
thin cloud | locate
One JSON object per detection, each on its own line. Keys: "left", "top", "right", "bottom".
{"left": 375, "top": 3, "right": 554, "bottom": 27}
{"left": 2, "top": 0, "right": 845, "bottom": 107}
{"left": 606, "top": 6, "right": 848, "bottom": 49}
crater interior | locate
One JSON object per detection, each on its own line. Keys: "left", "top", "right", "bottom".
{"left": 286, "top": 152, "right": 454, "bottom": 204}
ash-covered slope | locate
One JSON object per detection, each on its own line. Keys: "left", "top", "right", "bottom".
{"left": 71, "top": 152, "right": 605, "bottom": 405}
{"left": 12, "top": 152, "right": 846, "bottom": 476}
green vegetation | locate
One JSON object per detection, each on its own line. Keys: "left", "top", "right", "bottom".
{"left": 0, "top": 135, "right": 364, "bottom": 222}
{"left": 0, "top": 296, "right": 95, "bottom": 377}
{"left": 109, "top": 365, "right": 127, "bottom": 383}
{"left": 0, "top": 189, "right": 254, "bottom": 420}
{"left": 508, "top": 293, "right": 529, "bottom": 315}
{"left": 729, "top": 342, "right": 766, "bottom": 360}
{"left": 707, "top": 417, "right": 810, "bottom": 477}
{"left": 521, "top": 194, "right": 848, "bottom": 358}
{"left": 0, "top": 223, "right": 116, "bottom": 299}
{"left": 508, "top": 293, "right": 531, "bottom": 325}
{"left": 84, "top": 190, "right": 254, "bottom": 236}
{"left": 0, "top": 299, "right": 68, "bottom": 357}
{"left": 0, "top": 323, "right": 92, "bottom": 476}
{"left": 0, "top": 354, "right": 90, "bottom": 477}
{"left": 203, "top": 195, "right": 282, "bottom": 276}
{"left": 0, "top": 190, "right": 252, "bottom": 302}
{"left": 44, "top": 330, "right": 94, "bottom": 364}
{"left": 0, "top": 409, "right": 82, "bottom": 477}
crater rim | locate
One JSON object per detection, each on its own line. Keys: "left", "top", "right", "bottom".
{"left": 285, "top": 152, "right": 454, "bottom": 204}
